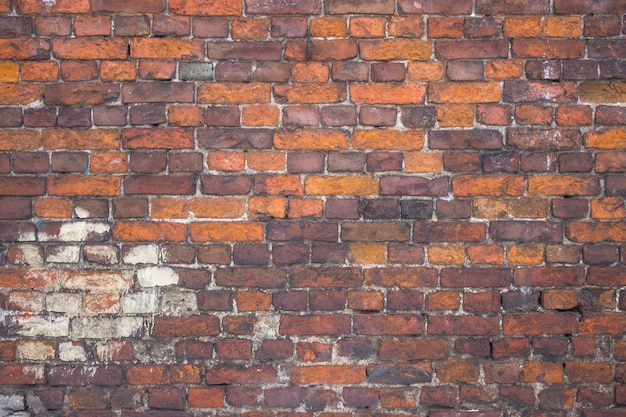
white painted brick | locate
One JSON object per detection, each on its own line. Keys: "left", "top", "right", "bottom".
{"left": 9, "top": 244, "right": 43, "bottom": 266}
{"left": 17, "top": 340, "right": 55, "bottom": 361}
{"left": 58, "top": 341, "right": 88, "bottom": 362}
{"left": 7, "top": 315, "right": 70, "bottom": 337}
{"left": 0, "top": 394, "right": 25, "bottom": 411}
{"left": 46, "top": 293, "right": 82, "bottom": 314}
{"left": 123, "top": 244, "right": 159, "bottom": 264}
{"left": 38, "top": 222, "right": 110, "bottom": 242}
{"left": 46, "top": 245, "right": 80, "bottom": 263}
{"left": 121, "top": 291, "right": 159, "bottom": 314}
{"left": 161, "top": 290, "right": 197, "bottom": 314}
{"left": 71, "top": 316, "right": 144, "bottom": 339}
{"left": 137, "top": 266, "right": 179, "bottom": 287}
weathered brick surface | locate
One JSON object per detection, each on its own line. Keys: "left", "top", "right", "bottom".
{"left": 0, "top": 1, "right": 623, "bottom": 416}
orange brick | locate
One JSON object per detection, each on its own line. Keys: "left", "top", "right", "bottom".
{"left": 168, "top": 106, "right": 205, "bottom": 127}
{"left": 236, "top": 290, "right": 271, "bottom": 311}
{"left": 100, "top": 60, "right": 136, "bottom": 82}
{"left": 291, "top": 62, "right": 330, "bottom": 83}
{"left": 350, "top": 84, "right": 426, "bottom": 105}
{"left": 49, "top": 176, "right": 121, "bottom": 197}
{"left": 169, "top": 0, "right": 241, "bottom": 15}
{"left": 112, "top": 221, "right": 187, "bottom": 242}
{"left": 404, "top": 152, "right": 443, "bottom": 173}
{"left": 521, "top": 362, "right": 563, "bottom": 383}
{"left": 274, "top": 128, "right": 350, "bottom": 151}
{"left": 310, "top": 17, "right": 348, "bottom": 38}
{"left": 0, "top": 84, "right": 41, "bottom": 105}
{"left": 486, "top": 60, "right": 524, "bottom": 80}
{"left": 504, "top": 16, "right": 542, "bottom": 38}
{"left": 305, "top": 176, "right": 378, "bottom": 196}
{"left": 288, "top": 198, "right": 323, "bottom": 218}
{"left": 347, "top": 243, "right": 386, "bottom": 265}
{"left": 543, "top": 289, "right": 578, "bottom": 310}
{"left": 426, "top": 290, "right": 461, "bottom": 310}
{"left": 468, "top": 245, "right": 505, "bottom": 265}
{"left": 16, "top": 0, "right": 89, "bottom": 13}
{"left": 591, "top": 197, "right": 626, "bottom": 219}
{"left": 437, "top": 105, "right": 474, "bottom": 127}
{"left": 507, "top": 244, "right": 545, "bottom": 266}
{"left": 190, "top": 221, "right": 264, "bottom": 242}
{"left": 34, "top": 198, "right": 73, "bottom": 218}
{"left": 21, "top": 61, "right": 59, "bottom": 82}
{"left": 0, "top": 131, "right": 41, "bottom": 151}
{"left": 428, "top": 17, "right": 463, "bottom": 38}
{"left": 389, "top": 16, "right": 424, "bottom": 38}
{"left": 350, "top": 17, "right": 386, "bottom": 38}
{"left": 232, "top": 18, "right": 269, "bottom": 40}
{"left": 151, "top": 197, "right": 245, "bottom": 219}
{"left": 188, "top": 387, "right": 225, "bottom": 408}
{"left": 130, "top": 38, "right": 204, "bottom": 59}
{"left": 352, "top": 130, "right": 425, "bottom": 151}
{"left": 242, "top": 105, "right": 280, "bottom": 127}
{"left": 74, "top": 15, "right": 111, "bottom": 36}
{"left": 53, "top": 38, "right": 128, "bottom": 60}
{"left": 360, "top": 40, "right": 432, "bottom": 61}
{"left": 453, "top": 175, "right": 524, "bottom": 197}
{"left": 427, "top": 245, "right": 465, "bottom": 265}
{"left": 584, "top": 128, "right": 626, "bottom": 149}
{"left": 528, "top": 176, "right": 600, "bottom": 196}
{"left": 347, "top": 290, "right": 384, "bottom": 311}
{"left": 407, "top": 62, "right": 445, "bottom": 81}
{"left": 472, "top": 198, "right": 510, "bottom": 219}
{"left": 207, "top": 151, "right": 246, "bottom": 171}
{"left": 274, "top": 83, "right": 346, "bottom": 104}
{"left": 555, "top": 106, "right": 592, "bottom": 126}
{"left": 90, "top": 152, "right": 128, "bottom": 174}
{"left": 43, "top": 129, "right": 120, "bottom": 150}
{"left": 0, "top": 62, "right": 19, "bottom": 83}
{"left": 247, "top": 151, "right": 285, "bottom": 171}
{"left": 291, "top": 365, "right": 365, "bottom": 385}
{"left": 199, "top": 83, "right": 271, "bottom": 104}
{"left": 256, "top": 175, "right": 303, "bottom": 196}
{"left": 429, "top": 82, "right": 501, "bottom": 104}
{"left": 544, "top": 16, "right": 581, "bottom": 38}
{"left": 248, "top": 196, "right": 287, "bottom": 219}
{"left": 436, "top": 360, "right": 479, "bottom": 383}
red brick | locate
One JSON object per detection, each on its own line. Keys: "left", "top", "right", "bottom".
{"left": 504, "top": 312, "right": 578, "bottom": 336}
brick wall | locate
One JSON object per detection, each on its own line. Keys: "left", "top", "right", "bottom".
{"left": 1, "top": 0, "right": 626, "bottom": 415}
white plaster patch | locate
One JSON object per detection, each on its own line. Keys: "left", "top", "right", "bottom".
{"left": 161, "top": 290, "right": 197, "bottom": 314}
{"left": 46, "top": 293, "right": 82, "bottom": 314}
{"left": 58, "top": 341, "right": 88, "bottom": 362}
{"left": 137, "top": 266, "right": 179, "bottom": 287}
{"left": 74, "top": 206, "right": 91, "bottom": 219}
{"left": 123, "top": 245, "right": 159, "bottom": 265}
{"left": 39, "top": 222, "right": 110, "bottom": 242}
{"left": 46, "top": 246, "right": 80, "bottom": 263}
{"left": 12, "top": 245, "right": 43, "bottom": 266}
{"left": 122, "top": 291, "right": 159, "bottom": 314}
{"left": 8, "top": 315, "right": 70, "bottom": 337}
{"left": 17, "top": 340, "right": 55, "bottom": 361}
{"left": 71, "top": 316, "right": 144, "bottom": 339}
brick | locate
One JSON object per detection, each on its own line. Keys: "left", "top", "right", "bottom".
{"left": 436, "top": 40, "right": 508, "bottom": 59}
{"left": 360, "top": 40, "right": 431, "bottom": 61}
{"left": 512, "top": 39, "right": 585, "bottom": 59}
{"left": 170, "top": 0, "right": 242, "bottom": 15}
{"left": 581, "top": 82, "right": 626, "bottom": 103}
{"left": 379, "top": 339, "right": 448, "bottom": 361}
{"left": 399, "top": 0, "right": 472, "bottom": 14}
{"left": 353, "top": 130, "right": 424, "bottom": 151}
{"left": 350, "top": 84, "right": 426, "bottom": 105}
{"left": 554, "top": 0, "right": 626, "bottom": 14}
{"left": 428, "top": 17, "right": 463, "bottom": 38}
{"left": 290, "top": 365, "right": 364, "bottom": 385}
{"left": 280, "top": 315, "right": 350, "bottom": 335}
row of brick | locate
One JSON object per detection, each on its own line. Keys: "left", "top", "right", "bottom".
{"left": 2, "top": 14, "right": 626, "bottom": 39}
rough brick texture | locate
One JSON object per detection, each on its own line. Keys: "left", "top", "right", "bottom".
{"left": 0, "top": 0, "right": 625, "bottom": 416}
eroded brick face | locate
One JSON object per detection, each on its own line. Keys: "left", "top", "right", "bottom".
{"left": 0, "top": 0, "right": 625, "bottom": 415}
